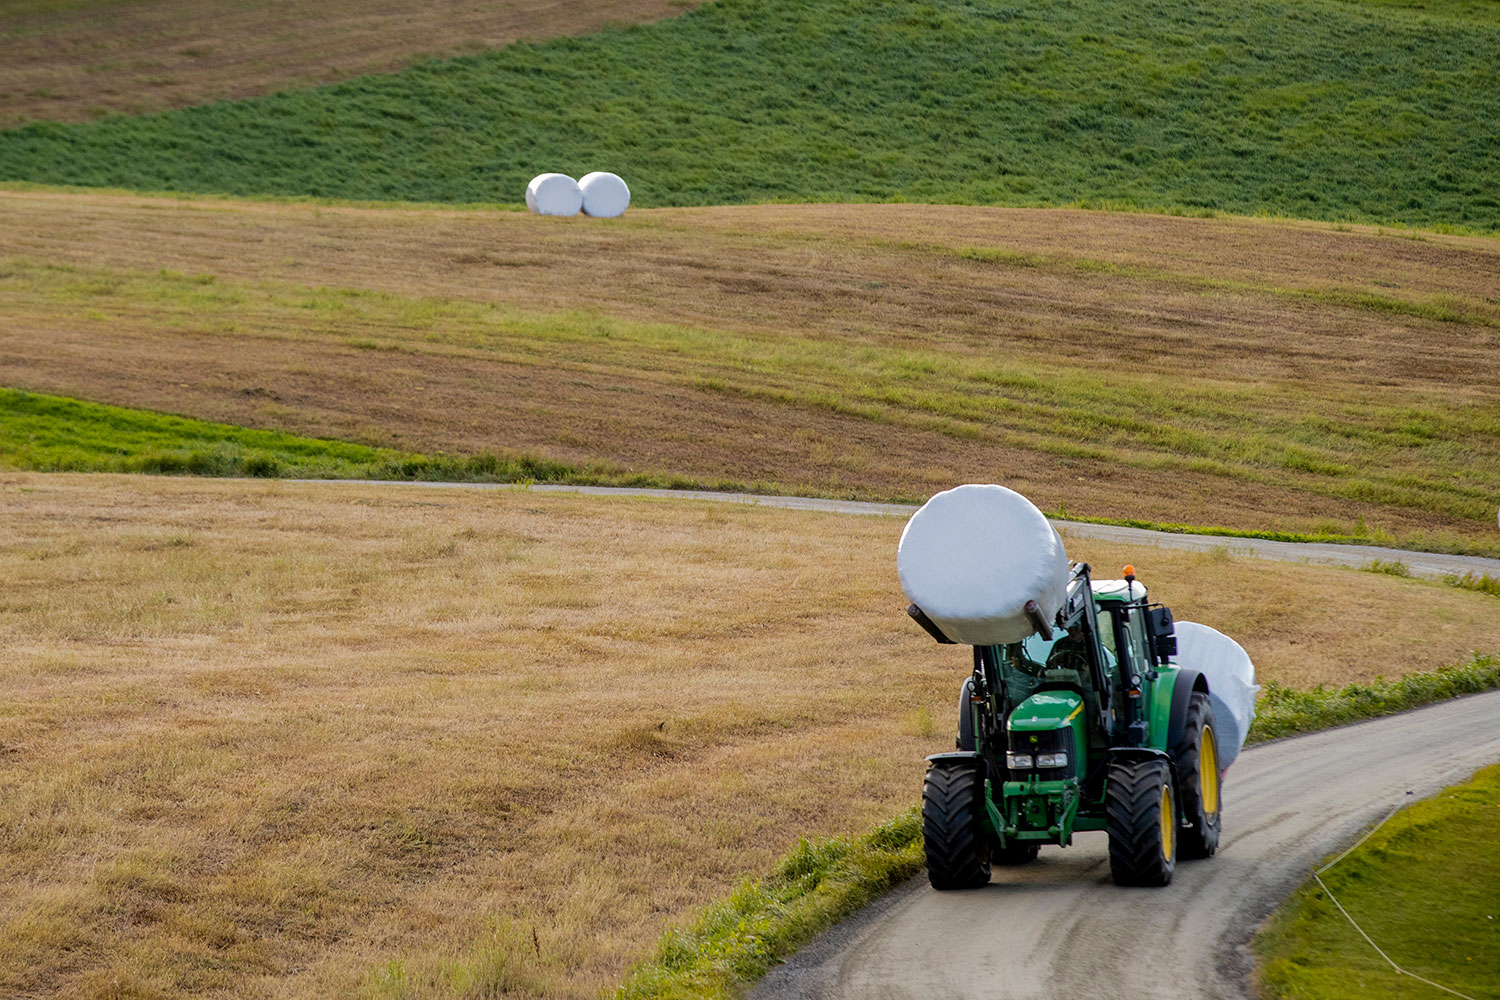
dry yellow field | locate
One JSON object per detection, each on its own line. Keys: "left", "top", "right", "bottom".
{"left": 3, "top": 473, "right": 1497, "bottom": 999}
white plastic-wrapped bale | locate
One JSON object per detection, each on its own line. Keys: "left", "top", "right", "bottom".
{"left": 579, "top": 171, "right": 631, "bottom": 218}
{"left": 525, "top": 173, "right": 582, "bottom": 217}
{"left": 1172, "top": 621, "right": 1260, "bottom": 768}
{"left": 897, "top": 484, "right": 1069, "bottom": 646}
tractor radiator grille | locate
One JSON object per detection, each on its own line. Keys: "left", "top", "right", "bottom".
{"left": 1006, "top": 727, "right": 1078, "bottom": 781}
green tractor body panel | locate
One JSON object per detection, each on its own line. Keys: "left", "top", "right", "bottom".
{"left": 1145, "top": 663, "right": 1181, "bottom": 751}
{"left": 999, "top": 691, "right": 1089, "bottom": 845}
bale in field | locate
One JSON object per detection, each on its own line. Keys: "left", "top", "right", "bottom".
{"left": 580, "top": 171, "right": 630, "bottom": 217}
{"left": 525, "top": 173, "right": 582, "bottom": 216}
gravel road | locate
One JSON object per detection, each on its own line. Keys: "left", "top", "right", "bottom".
{"left": 752, "top": 689, "right": 1500, "bottom": 1000}
{"left": 302, "top": 481, "right": 1500, "bottom": 581}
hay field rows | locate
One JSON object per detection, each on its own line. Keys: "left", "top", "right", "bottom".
{"left": 3, "top": 190, "right": 1498, "bottom": 554}
{"left": 0, "top": 0, "right": 702, "bottom": 127}
{"left": 3, "top": 473, "right": 1498, "bottom": 999}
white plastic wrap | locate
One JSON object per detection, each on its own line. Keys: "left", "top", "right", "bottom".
{"left": 897, "top": 484, "right": 1070, "bottom": 646}
{"left": 579, "top": 171, "right": 631, "bottom": 218}
{"left": 525, "top": 173, "right": 582, "bottom": 216}
{"left": 1172, "top": 621, "right": 1260, "bottom": 768}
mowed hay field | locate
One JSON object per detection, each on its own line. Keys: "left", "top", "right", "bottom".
{"left": 3, "top": 473, "right": 1499, "bottom": 999}
{"left": 0, "top": 0, "right": 702, "bottom": 127}
{"left": 3, "top": 190, "right": 1499, "bottom": 554}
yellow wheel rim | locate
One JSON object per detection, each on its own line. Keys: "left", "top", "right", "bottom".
{"left": 1159, "top": 783, "right": 1174, "bottom": 861}
{"left": 1201, "top": 725, "right": 1220, "bottom": 816}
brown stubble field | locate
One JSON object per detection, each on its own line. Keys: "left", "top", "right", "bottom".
{"left": 0, "top": 0, "right": 703, "bottom": 127}
{"left": 3, "top": 189, "right": 1499, "bottom": 553}
{"left": 2, "top": 473, "right": 1497, "bottom": 998}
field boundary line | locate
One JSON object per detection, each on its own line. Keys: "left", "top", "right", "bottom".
{"left": 286, "top": 479, "right": 1500, "bottom": 580}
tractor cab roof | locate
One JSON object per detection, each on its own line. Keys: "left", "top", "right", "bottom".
{"left": 1090, "top": 578, "right": 1147, "bottom": 602}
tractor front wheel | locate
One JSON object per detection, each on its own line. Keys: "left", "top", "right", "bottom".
{"left": 922, "top": 764, "right": 992, "bottom": 889}
{"left": 1105, "top": 757, "right": 1177, "bottom": 887}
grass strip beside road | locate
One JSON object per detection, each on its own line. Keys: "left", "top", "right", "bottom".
{"left": 0, "top": 387, "right": 712, "bottom": 489}
{"left": 1255, "top": 763, "right": 1500, "bottom": 1000}
{"left": 613, "top": 652, "right": 1500, "bottom": 1000}
{"left": 1247, "top": 653, "right": 1500, "bottom": 743}
{"left": 1447, "top": 572, "right": 1500, "bottom": 598}
{"left": 613, "top": 811, "right": 923, "bottom": 1000}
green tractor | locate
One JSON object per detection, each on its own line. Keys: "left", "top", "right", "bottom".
{"left": 908, "top": 561, "right": 1222, "bottom": 888}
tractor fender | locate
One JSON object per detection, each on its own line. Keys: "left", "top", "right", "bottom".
{"left": 1104, "top": 746, "right": 1170, "bottom": 767}
{"left": 1166, "top": 669, "right": 1210, "bottom": 751}
{"left": 926, "top": 751, "right": 984, "bottom": 771}
{"left": 957, "top": 677, "right": 977, "bottom": 751}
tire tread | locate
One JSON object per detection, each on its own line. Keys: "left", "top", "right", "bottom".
{"left": 1105, "top": 757, "right": 1175, "bottom": 887}
{"left": 922, "top": 765, "right": 992, "bottom": 889}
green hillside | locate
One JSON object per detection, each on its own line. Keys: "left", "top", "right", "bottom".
{"left": 1, "top": 0, "right": 1497, "bottom": 226}
{"left": 2, "top": 0, "right": 1500, "bottom": 226}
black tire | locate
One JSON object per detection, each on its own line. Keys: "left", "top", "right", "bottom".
{"left": 956, "top": 677, "right": 976, "bottom": 751}
{"left": 1105, "top": 757, "right": 1177, "bottom": 887}
{"left": 992, "top": 839, "right": 1040, "bottom": 866}
{"left": 922, "top": 764, "right": 992, "bottom": 889}
{"left": 1173, "top": 691, "right": 1222, "bottom": 860}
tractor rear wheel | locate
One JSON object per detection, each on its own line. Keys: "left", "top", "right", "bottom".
{"left": 922, "top": 764, "right": 992, "bottom": 889}
{"left": 1173, "top": 691, "right": 1222, "bottom": 859}
{"left": 1105, "top": 757, "right": 1177, "bottom": 887}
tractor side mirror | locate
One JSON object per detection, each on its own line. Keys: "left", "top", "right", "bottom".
{"left": 1146, "top": 606, "right": 1177, "bottom": 661}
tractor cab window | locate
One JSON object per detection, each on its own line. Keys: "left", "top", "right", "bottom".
{"left": 1019, "top": 633, "right": 1054, "bottom": 672}
{"left": 1004, "top": 629, "right": 1117, "bottom": 688}
{"left": 1103, "top": 605, "right": 1150, "bottom": 677}
{"left": 1096, "top": 616, "right": 1117, "bottom": 658}
{"left": 994, "top": 637, "right": 1048, "bottom": 703}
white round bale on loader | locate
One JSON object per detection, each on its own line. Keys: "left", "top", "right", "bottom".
{"left": 1172, "top": 621, "right": 1260, "bottom": 768}
{"left": 897, "top": 484, "right": 1070, "bottom": 646}
{"left": 579, "top": 171, "right": 631, "bottom": 217}
{"left": 525, "top": 173, "right": 582, "bottom": 216}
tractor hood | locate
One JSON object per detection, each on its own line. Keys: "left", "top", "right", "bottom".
{"left": 1008, "top": 691, "right": 1084, "bottom": 732}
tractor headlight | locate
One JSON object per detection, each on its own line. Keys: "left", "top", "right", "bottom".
{"left": 1006, "top": 752, "right": 1034, "bottom": 769}
{"left": 1035, "top": 752, "right": 1069, "bottom": 769}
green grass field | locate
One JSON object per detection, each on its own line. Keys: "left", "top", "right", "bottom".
{"left": 1255, "top": 762, "right": 1500, "bottom": 1000}
{"left": 0, "top": 387, "right": 698, "bottom": 488}
{"left": 2, "top": 0, "right": 1498, "bottom": 228}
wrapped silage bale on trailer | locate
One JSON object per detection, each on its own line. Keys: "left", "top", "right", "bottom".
{"left": 897, "top": 484, "right": 1070, "bottom": 645}
{"left": 1173, "top": 621, "right": 1259, "bottom": 768}
{"left": 579, "top": 171, "right": 631, "bottom": 217}
{"left": 525, "top": 173, "right": 582, "bottom": 216}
